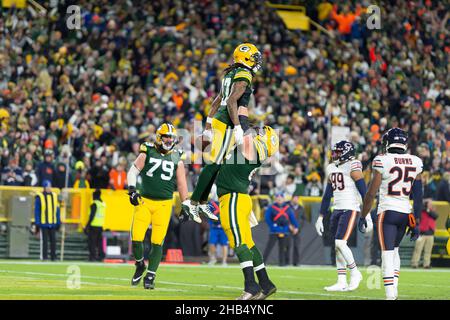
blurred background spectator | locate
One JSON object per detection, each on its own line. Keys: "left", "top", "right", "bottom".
{"left": 0, "top": 0, "right": 448, "bottom": 197}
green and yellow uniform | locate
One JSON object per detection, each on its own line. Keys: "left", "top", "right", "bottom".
{"left": 209, "top": 67, "right": 253, "bottom": 164}
{"left": 131, "top": 142, "right": 184, "bottom": 245}
{"left": 216, "top": 138, "right": 269, "bottom": 249}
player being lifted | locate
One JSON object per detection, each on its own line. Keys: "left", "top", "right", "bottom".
{"left": 126, "top": 123, "right": 189, "bottom": 289}
{"left": 216, "top": 126, "right": 278, "bottom": 300}
{"left": 182, "top": 43, "right": 262, "bottom": 223}
{"left": 359, "top": 128, "right": 423, "bottom": 300}
{"left": 315, "top": 141, "right": 370, "bottom": 291}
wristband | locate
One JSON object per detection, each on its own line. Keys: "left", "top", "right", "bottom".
{"left": 206, "top": 117, "right": 213, "bottom": 124}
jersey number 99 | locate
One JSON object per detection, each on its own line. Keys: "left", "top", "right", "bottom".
{"left": 330, "top": 173, "right": 344, "bottom": 191}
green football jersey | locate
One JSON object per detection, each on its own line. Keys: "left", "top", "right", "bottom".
{"left": 215, "top": 138, "right": 268, "bottom": 197}
{"left": 214, "top": 67, "right": 253, "bottom": 126}
{"left": 138, "top": 142, "right": 184, "bottom": 200}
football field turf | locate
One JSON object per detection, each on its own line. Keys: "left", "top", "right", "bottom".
{"left": 0, "top": 260, "right": 449, "bottom": 300}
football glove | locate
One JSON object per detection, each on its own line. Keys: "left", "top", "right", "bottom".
{"left": 407, "top": 226, "right": 420, "bottom": 241}
{"left": 128, "top": 186, "right": 142, "bottom": 206}
{"left": 315, "top": 216, "right": 324, "bottom": 236}
{"left": 202, "top": 129, "right": 213, "bottom": 142}
{"left": 233, "top": 125, "right": 244, "bottom": 145}
{"left": 358, "top": 215, "right": 373, "bottom": 233}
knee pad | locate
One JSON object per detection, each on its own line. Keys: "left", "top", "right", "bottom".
{"left": 335, "top": 239, "right": 347, "bottom": 251}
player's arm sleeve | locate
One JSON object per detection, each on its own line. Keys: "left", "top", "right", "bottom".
{"left": 319, "top": 183, "right": 333, "bottom": 216}
{"left": 411, "top": 179, "right": 423, "bottom": 220}
{"left": 355, "top": 178, "right": 367, "bottom": 198}
{"left": 233, "top": 69, "right": 253, "bottom": 85}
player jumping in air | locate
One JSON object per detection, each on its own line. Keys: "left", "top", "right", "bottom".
{"left": 126, "top": 123, "right": 189, "bottom": 289}
{"left": 315, "top": 140, "right": 369, "bottom": 292}
{"left": 181, "top": 43, "right": 262, "bottom": 223}
{"left": 216, "top": 126, "right": 279, "bottom": 300}
{"left": 359, "top": 128, "right": 423, "bottom": 300}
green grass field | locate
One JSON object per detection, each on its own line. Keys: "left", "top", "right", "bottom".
{"left": 0, "top": 260, "right": 449, "bottom": 300}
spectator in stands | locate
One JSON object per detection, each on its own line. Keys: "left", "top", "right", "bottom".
{"left": 23, "top": 162, "right": 38, "bottom": 186}
{"left": 109, "top": 162, "right": 127, "bottom": 190}
{"left": 305, "top": 172, "right": 323, "bottom": 197}
{"left": 1, "top": 157, "right": 23, "bottom": 186}
{"left": 436, "top": 172, "right": 450, "bottom": 202}
{"left": 89, "top": 158, "right": 110, "bottom": 189}
{"left": 36, "top": 150, "right": 55, "bottom": 187}
{"left": 411, "top": 200, "right": 438, "bottom": 269}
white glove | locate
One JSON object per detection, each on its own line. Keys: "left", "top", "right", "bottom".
{"left": 233, "top": 125, "right": 244, "bottom": 146}
{"left": 364, "top": 214, "right": 373, "bottom": 233}
{"left": 202, "top": 129, "right": 213, "bottom": 142}
{"left": 315, "top": 215, "right": 324, "bottom": 236}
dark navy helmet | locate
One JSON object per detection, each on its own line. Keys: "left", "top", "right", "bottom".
{"left": 382, "top": 128, "right": 408, "bottom": 153}
{"left": 331, "top": 140, "right": 355, "bottom": 164}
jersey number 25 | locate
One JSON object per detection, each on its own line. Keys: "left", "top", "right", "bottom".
{"left": 388, "top": 166, "right": 416, "bottom": 196}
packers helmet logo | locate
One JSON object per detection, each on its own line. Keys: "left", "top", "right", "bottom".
{"left": 271, "top": 135, "right": 277, "bottom": 146}
{"left": 239, "top": 45, "right": 250, "bottom": 52}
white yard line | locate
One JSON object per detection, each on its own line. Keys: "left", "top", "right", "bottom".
{"left": 0, "top": 269, "right": 381, "bottom": 300}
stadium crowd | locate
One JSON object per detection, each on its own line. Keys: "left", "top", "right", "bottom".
{"left": 0, "top": 0, "right": 449, "bottom": 201}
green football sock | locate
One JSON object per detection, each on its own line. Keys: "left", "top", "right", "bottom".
{"left": 235, "top": 245, "right": 258, "bottom": 291}
{"left": 250, "top": 245, "right": 270, "bottom": 284}
{"left": 132, "top": 241, "right": 143, "bottom": 262}
{"left": 191, "top": 163, "right": 221, "bottom": 202}
{"left": 147, "top": 243, "right": 163, "bottom": 274}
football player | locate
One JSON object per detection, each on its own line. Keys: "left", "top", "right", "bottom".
{"left": 182, "top": 43, "right": 262, "bottom": 223}
{"left": 315, "top": 140, "right": 370, "bottom": 292}
{"left": 215, "top": 126, "right": 278, "bottom": 300}
{"left": 126, "top": 123, "right": 189, "bottom": 289}
{"left": 359, "top": 128, "right": 423, "bottom": 300}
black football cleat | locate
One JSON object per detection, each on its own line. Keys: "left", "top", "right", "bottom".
{"left": 257, "top": 282, "right": 277, "bottom": 300}
{"left": 131, "top": 261, "right": 146, "bottom": 286}
{"left": 143, "top": 273, "right": 156, "bottom": 290}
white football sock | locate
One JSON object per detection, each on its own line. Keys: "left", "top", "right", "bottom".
{"left": 335, "top": 239, "right": 358, "bottom": 275}
{"left": 336, "top": 250, "right": 347, "bottom": 285}
{"left": 393, "top": 247, "right": 400, "bottom": 297}
{"left": 382, "top": 250, "right": 396, "bottom": 299}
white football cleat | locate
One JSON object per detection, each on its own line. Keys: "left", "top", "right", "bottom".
{"left": 198, "top": 203, "right": 218, "bottom": 221}
{"left": 324, "top": 282, "right": 348, "bottom": 292}
{"left": 181, "top": 200, "right": 202, "bottom": 224}
{"left": 348, "top": 270, "right": 363, "bottom": 291}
